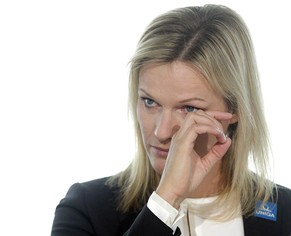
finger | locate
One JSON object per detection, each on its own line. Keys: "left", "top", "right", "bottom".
{"left": 209, "top": 137, "right": 231, "bottom": 160}
{"left": 200, "top": 137, "right": 232, "bottom": 171}
{"left": 188, "top": 110, "right": 232, "bottom": 128}
{"left": 177, "top": 111, "right": 220, "bottom": 135}
{"left": 186, "top": 123, "right": 227, "bottom": 144}
{"left": 204, "top": 110, "right": 233, "bottom": 121}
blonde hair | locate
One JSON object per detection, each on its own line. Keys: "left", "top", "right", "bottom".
{"left": 108, "top": 4, "right": 274, "bottom": 220}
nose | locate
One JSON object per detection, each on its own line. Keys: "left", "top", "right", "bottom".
{"left": 154, "top": 110, "right": 180, "bottom": 143}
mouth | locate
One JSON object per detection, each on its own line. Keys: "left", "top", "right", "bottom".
{"left": 150, "top": 146, "right": 169, "bottom": 158}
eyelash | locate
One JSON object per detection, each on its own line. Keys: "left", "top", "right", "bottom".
{"left": 141, "top": 97, "right": 199, "bottom": 113}
{"left": 182, "top": 106, "right": 198, "bottom": 113}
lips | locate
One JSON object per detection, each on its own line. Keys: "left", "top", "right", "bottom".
{"left": 151, "top": 146, "right": 169, "bottom": 158}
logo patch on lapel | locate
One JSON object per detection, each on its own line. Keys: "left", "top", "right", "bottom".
{"left": 255, "top": 200, "right": 277, "bottom": 221}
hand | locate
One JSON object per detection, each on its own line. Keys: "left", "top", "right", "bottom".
{"left": 156, "top": 110, "right": 233, "bottom": 209}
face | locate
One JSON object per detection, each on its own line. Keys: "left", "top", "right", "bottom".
{"left": 136, "top": 61, "right": 230, "bottom": 175}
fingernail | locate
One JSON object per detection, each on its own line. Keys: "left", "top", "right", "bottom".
{"left": 216, "top": 127, "right": 226, "bottom": 143}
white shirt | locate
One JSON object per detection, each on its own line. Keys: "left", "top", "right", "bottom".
{"left": 147, "top": 191, "right": 244, "bottom": 236}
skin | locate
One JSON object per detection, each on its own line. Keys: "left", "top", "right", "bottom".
{"left": 136, "top": 61, "right": 237, "bottom": 209}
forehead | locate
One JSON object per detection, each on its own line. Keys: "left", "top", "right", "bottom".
{"left": 138, "top": 61, "right": 214, "bottom": 96}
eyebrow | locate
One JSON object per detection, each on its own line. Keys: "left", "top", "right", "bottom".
{"left": 178, "top": 97, "right": 206, "bottom": 103}
{"left": 138, "top": 88, "right": 207, "bottom": 103}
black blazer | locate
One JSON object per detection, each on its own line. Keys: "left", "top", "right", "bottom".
{"left": 51, "top": 177, "right": 291, "bottom": 236}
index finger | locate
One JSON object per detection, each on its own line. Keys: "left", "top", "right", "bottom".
{"left": 205, "top": 110, "right": 233, "bottom": 121}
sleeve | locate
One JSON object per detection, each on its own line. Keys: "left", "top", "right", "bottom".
{"left": 51, "top": 183, "right": 95, "bottom": 236}
{"left": 123, "top": 205, "right": 181, "bottom": 236}
{"left": 51, "top": 182, "right": 181, "bottom": 236}
{"left": 147, "top": 191, "right": 185, "bottom": 229}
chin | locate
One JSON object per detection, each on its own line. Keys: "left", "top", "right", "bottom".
{"left": 151, "top": 161, "right": 165, "bottom": 176}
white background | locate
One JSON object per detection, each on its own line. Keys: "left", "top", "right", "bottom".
{"left": 0, "top": 0, "right": 290, "bottom": 235}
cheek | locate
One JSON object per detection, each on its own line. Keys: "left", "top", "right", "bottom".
{"left": 194, "top": 134, "right": 217, "bottom": 157}
{"left": 136, "top": 104, "right": 154, "bottom": 140}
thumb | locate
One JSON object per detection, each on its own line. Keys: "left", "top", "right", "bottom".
{"left": 201, "top": 137, "right": 232, "bottom": 171}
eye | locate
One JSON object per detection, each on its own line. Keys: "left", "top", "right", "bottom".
{"left": 183, "top": 106, "right": 198, "bottom": 113}
{"left": 142, "top": 97, "right": 157, "bottom": 108}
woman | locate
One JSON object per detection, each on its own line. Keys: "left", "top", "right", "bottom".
{"left": 51, "top": 4, "right": 291, "bottom": 236}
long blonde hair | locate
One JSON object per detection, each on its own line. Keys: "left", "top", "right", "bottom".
{"left": 108, "top": 4, "right": 274, "bottom": 219}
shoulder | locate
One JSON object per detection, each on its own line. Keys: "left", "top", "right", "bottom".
{"left": 276, "top": 184, "right": 291, "bottom": 199}
{"left": 275, "top": 184, "right": 291, "bottom": 214}
{"left": 273, "top": 184, "right": 291, "bottom": 235}
{"left": 63, "top": 176, "right": 120, "bottom": 212}
{"left": 243, "top": 183, "right": 291, "bottom": 236}
{"left": 52, "top": 176, "right": 123, "bottom": 235}
{"left": 67, "top": 176, "right": 118, "bottom": 196}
